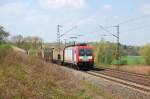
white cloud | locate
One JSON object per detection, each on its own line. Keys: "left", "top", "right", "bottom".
{"left": 39, "top": 0, "right": 87, "bottom": 9}
{"left": 0, "top": 2, "right": 30, "bottom": 15}
{"left": 102, "top": 4, "right": 112, "bottom": 11}
{"left": 141, "top": 4, "right": 150, "bottom": 14}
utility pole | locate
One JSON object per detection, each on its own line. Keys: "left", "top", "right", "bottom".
{"left": 114, "top": 24, "right": 120, "bottom": 69}
{"left": 57, "top": 25, "right": 62, "bottom": 60}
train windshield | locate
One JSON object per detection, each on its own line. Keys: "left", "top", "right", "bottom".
{"left": 79, "top": 48, "right": 92, "bottom": 56}
{"left": 86, "top": 49, "right": 92, "bottom": 56}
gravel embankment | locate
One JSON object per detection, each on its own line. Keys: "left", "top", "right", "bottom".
{"left": 60, "top": 66, "right": 150, "bottom": 99}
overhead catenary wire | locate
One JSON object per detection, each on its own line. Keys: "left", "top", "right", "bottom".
{"left": 99, "top": 25, "right": 118, "bottom": 38}
{"left": 59, "top": 25, "right": 78, "bottom": 38}
{"left": 118, "top": 14, "right": 150, "bottom": 25}
{"left": 123, "top": 24, "right": 150, "bottom": 32}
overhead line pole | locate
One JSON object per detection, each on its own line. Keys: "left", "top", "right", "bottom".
{"left": 114, "top": 24, "right": 120, "bottom": 68}
{"left": 56, "top": 25, "right": 77, "bottom": 60}
{"left": 57, "top": 24, "right": 62, "bottom": 59}
{"left": 99, "top": 25, "right": 120, "bottom": 69}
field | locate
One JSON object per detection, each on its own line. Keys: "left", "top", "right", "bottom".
{"left": 122, "top": 55, "right": 146, "bottom": 65}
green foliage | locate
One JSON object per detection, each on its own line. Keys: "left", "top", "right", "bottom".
{"left": 0, "top": 26, "right": 9, "bottom": 44}
{"left": 124, "top": 56, "right": 145, "bottom": 65}
{"left": 95, "top": 39, "right": 117, "bottom": 65}
{"left": 140, "top": 44, "right": 150, "bottom": 65}
{"left": 95, "top": 39, "right": 125, "bottom": 65}
{"left": 112, "top": 59, "right": 127, "bottom": 65}
{"left": 0, "top": 44, "right": 12, "bottom": 49}
{"left": 112, "top": 55, "right": 145, "bottom": 65}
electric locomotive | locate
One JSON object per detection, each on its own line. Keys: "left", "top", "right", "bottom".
{"left": 52, "top": 43, "right": 94, "bottom": 69}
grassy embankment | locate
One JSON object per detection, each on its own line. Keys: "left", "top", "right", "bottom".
{"left": 0, "top": 44, "right": 114, "bottom": 99}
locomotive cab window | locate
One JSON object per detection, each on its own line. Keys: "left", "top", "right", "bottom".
{"left": 79, "top": 49, "right": 85, "bottom": 56}
{"left": 79, "top": 48, "right": 92, "bottom": 56}
{"left": 86, "top": 49, "right": 92, "bottom": 56}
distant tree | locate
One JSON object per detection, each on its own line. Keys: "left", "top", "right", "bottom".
{"left": 0, "top": 26, "right": 9, "bottom": 44}
{"left": 10, "top": 35, "right": 43, "bottom": 50}
{"left": 140, "top": 44, "right": 150, "bottom": 65}
{"left": 23, "top": 36, "right": 43, "bottom": 50}
{"left": 11, "top": 35, "right": 24, "bottom": 47}
{"left": 32, "top": 36, "right": 43, "bottom": 49}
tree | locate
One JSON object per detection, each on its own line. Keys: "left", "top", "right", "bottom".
{"left": 23, "top": 36, "right": 43, "bottom": 50}
{"left": 10, "top": 35, "right": 43, "bottom": 50}
{"left": 31, "top": 36, "right": 43, "bottom": 49}
{"left": 140, "top": 44, "right": 150, "bottom": 65}
{"left": 95, "top": 39, "right": 116, "bottom": 65}
{"left": 11, "top": 35, "right": 24, "bottom": 47}
{"left": 95, "top": 39, "right": 124, "bottom": 65}
{"left": 0, "top": 26, "right": 9, "bottom": 44}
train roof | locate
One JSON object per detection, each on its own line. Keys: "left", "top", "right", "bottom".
{"left": 65, "top": 43, "right": 87, "bottom": 47}
{"left": 64, "top": 43, "right": 93, "bottom": 49}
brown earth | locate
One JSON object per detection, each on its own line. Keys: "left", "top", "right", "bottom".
{"left": 119, "top": 65, "right": 150, "bottom": 75}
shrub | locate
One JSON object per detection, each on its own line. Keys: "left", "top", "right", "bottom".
{"left": 95, "top": 39, "right": 124, "bottom": 65}
{"left": 139, "top": 44, "right": 150, "bottom": 65}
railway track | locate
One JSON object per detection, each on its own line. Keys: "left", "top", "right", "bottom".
{"left": 86, "top": 67, "right": 150, "bottom": 93}
{"left": 54, "top": 61, "right": 150, "bottom": 94}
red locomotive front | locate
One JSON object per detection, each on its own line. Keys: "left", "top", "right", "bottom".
{"left": 75, "top": 45, "right": 94, "bottom": 68}
{"left": 64, "top": 43, "right": 94, "bottom": 69}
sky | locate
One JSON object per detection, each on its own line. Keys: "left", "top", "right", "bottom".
{"left": 0, "top": 0, "right": 150, "bottom": 46}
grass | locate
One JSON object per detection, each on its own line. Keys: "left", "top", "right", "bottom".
{"left": 0, "top": 44, "right": 114, "bottom": 98}
{"left": 122, "top": 55, "right": 145, "bottom": 65}
{"left": 111, "top": 55, "right": 146, "bottom": 65}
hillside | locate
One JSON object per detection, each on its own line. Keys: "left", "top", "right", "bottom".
{"left": 0, "top": 44, "right": 113, "bottom": 98}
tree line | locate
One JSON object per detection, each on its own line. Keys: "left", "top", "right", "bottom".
{"left": 11, "top": 35, "right": 43, "bottom": 50}
{"left": 0, "top": 25, "right": 43, "bottom": 50}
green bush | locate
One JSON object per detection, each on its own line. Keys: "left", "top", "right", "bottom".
{"left": 95, "top": 39, "right": 119, "bottom": 65}
{"left": 140, "top": 44, "right": 150, "bottom": 65}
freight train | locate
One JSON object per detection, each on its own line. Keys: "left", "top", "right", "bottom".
{"left": 52, "top": 43, "right": 94, "bottom": 69}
